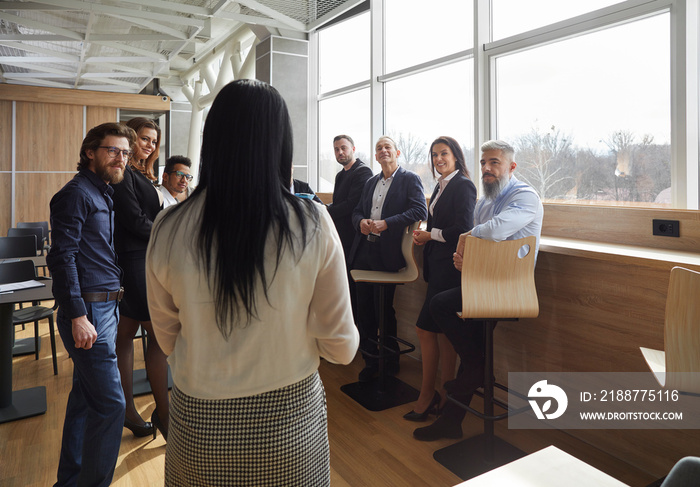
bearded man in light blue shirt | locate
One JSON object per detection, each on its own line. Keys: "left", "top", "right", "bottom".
{"left": 414, "top": 139, "right": 543, "bottom": 442}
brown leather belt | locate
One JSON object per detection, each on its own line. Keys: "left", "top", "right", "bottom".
{"left": 82, "top": 288, "right": 124, "bottom": 302}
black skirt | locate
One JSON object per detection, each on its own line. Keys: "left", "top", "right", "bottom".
{"left": 118, "top": 249, "right": 150, "bottom": 321}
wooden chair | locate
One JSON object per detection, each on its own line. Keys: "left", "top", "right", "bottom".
{"left": 640, "top": 266, "right": 700, "bottom": 395}
{"left": 0, "top": 260, "right": 58, "bottom": 375}
{"left": 340, "top": 221, "right": 421, "bottom": 411}
{"left": 434, "top": 235, "right": 539, "bottom": 480}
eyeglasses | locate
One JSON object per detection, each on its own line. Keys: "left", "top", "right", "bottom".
{"left": 99, "top": 146, "right": 133, "bottom": 159}
{"left": 168, "top": 170, "right": 193, "bottom": 181}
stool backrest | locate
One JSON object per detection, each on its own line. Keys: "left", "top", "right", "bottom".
{"left": 0, "top": 235, "right": 37, "bottom": 259}
{"left": 663, "top": 266, "right": 700, "bottom": 392}
{"left": 350, "top": 221, "right": 421, "bottom": 284}
{"left": 459, "top": 235, "right": 539, "bottom": 319}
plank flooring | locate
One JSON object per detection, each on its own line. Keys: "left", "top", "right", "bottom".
{"left": 2, "top": 320, "right": 658, "bottom": 486}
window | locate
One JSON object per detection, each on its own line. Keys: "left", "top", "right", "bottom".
{"left": 385, "top": 61, "right": 474, "bottom": 192}
{"left": 385, "top": 0, "right": 473, "bottom": 73}
{"left": 317, "top": 89, "right": 371, "bottom": 192}
{"left": 492, "top": 0, "right": 624, "bottom": 40}
{"left": 495, "top": 13, "right": 670, "bottom": 205}
{"left": 318, "top": 13, "right": 370, "bottom": 94}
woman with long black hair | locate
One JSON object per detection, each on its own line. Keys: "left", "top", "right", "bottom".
{"left": 146, "top": 79, "right": 358, "bottom": 486}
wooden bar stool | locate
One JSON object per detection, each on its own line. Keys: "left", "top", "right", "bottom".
{"left": 434, "top": 235, "right": 539, "bottom": 480}
{"left": 340, "top": 222, "right": 421, "bottom": 411}
{"left": 640, "top": 266, "right": 700, "bottom": 395}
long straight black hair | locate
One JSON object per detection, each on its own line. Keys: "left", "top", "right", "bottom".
{"left": 154, "top": 79, "right": 318, "bottom": 338}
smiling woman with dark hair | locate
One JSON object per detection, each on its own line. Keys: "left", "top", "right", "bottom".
{"left": 146, "top": 79, "right": 358, "bottom": 486}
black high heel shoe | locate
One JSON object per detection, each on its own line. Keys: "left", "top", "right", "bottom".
{"left": 124, "top": 418, "right": 155, "bottom": 438}
{"left": 403, "top": 391, "right": 441, "bottom": 422}
{"left": 151, "top": 410, "right": 168, "bottom": 441}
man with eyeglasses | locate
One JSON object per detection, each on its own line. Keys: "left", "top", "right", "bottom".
{"left": 47, "top": 123, "right": 134, "bottom": 486}
{"left": 159, "top": 155, "right": 193, "bottom": 208}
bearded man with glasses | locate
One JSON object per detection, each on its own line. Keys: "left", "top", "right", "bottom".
{"left": 47, "top": 123, "right": 134, "bottom": 486}
{"left": 159, "top": 155, "right": 193, "bottom": 208}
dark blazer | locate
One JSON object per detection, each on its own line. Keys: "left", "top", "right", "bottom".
{"left": 350, "top": 166, "right": 428, "bottom": 272}
{"left": 327, "top": 158, "right": 373, "bottom": 258}
{"left": 423, "top": 173, "right": 477, "bottom": 286}
{"left": 292, "top": 179, "right": 322, "bottom": 203}
{"left": 112, "top": 165, "right": 162, "bottom": 254}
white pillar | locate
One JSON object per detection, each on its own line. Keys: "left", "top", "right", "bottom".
{"left": 187, "top": 80, "right": 204, "bottom": 183}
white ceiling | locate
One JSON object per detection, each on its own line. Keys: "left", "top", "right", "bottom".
{"left": 0, "top": 0, "right": 362, "bottom": 95}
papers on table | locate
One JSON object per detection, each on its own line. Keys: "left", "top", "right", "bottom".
{"left": 0, "top": 280, "right": 46, "bottom": 294}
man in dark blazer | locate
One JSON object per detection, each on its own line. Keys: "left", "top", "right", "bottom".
{"left": 327, "top": 135, "right": 373, "bottom": 258}
{"left": 350, "top": 135, "right": 428, "bottom": 382}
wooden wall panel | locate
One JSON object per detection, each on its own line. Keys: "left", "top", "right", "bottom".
{"left": 543, "top": 204, "right": 700, "bottom": 252}
{"left": 0, "top": 174, "right": 11, "bottom": 235}
{"left": 86, "top": 106, "right": 118, "bottom": 130}
{"left": 15, "top": 173, "right": 75, "bottom": 225}
{"left": 15, "top": 102, "right": 83, "bottom": 172}
{"left": 0, "top": 84, "right": 171, "bottom": 111}
{"left": 394, "top": 249, "right": 700, "bottom": 478}
{"left": 0, "top": 101, "right": 11, "bottom": 171}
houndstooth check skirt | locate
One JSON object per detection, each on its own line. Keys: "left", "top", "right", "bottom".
{"left": 165, "top": 371, "right": 330, "bottom": 487}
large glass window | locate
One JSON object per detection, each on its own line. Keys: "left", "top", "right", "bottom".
{"left": 317, "top": 89, "right": 371, "bottom": 192}
{"left": 385, "top": 61, "right": 474, "bottom": 192}
{"left": 492, "top": 0, "right": 624, "bottom": 40}
{"left": 495, "top": 13, "right": 670, "bottom": 206}
{"left": 318, "top": 12, "right": 370, "bottom": 93}
{"left": 385, "top": 0, "right": 473, "bottom": 73}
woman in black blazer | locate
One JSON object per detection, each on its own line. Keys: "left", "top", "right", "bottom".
{"left": 404, "top": 136, "right": 476, "bottom": 421}
{"left": 113, "top": 117, "right": 169, "bottom": 439}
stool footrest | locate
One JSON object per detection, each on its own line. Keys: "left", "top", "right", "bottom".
{"left": 446, "top": 382, "right": 529, "bottom": 422}
{"left": 360, "top": 335, "right": 416, "bottom": 360}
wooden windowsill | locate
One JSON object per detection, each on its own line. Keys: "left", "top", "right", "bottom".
{"left": 539, "top": 236, "right": 700, "bottom": 270}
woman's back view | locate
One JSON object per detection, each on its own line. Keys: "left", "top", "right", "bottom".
{"left": 146, "top": 79, "right": 359, "bottom": 486}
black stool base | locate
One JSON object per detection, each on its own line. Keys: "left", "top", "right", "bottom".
{"left": 433, "top": 433, "right": 525, "bottom": 480}
{"left": 341, "top": 376, "right": 419, "bottom": 411}
{"left": 132, "top": 366, "right": 173, "bottom": 396}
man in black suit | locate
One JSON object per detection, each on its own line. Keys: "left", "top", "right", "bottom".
{"left": 350, "top": 135, "right": 428, "bottom": 382}
{"left": 327, "top": 135, "right": 373, "bottom": 324}
{"left": 327, "top": 135, "right": 373, "bottom": 258}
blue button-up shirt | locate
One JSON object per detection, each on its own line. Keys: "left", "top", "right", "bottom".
{"left": 472, "top": 175, "right": 544, "bottom": 258}
{"left": 47, "top": 168, "right": 122, "bottom": 319}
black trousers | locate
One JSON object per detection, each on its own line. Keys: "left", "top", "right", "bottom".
{"left": 353, "top": 238, "right": 399, "bottom": 367}
{"left": 430, "top": 286, "right": 486, "bottom": 422}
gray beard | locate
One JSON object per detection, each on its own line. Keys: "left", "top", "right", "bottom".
{"left": 482, "top": 175, "right": 509, "bottom": 199}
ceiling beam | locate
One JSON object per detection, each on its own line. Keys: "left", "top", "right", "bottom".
{"left": 235, "top": 0, "right": 306, "bottom": 31}
{"left": 90, "top": 41, "right": 167, "bottom": 61}
{"left": 0, "top": 41, "right": 79, "bottom": 61}
{"left": 32, "top": 0, "right": 205, "bottom": 28}
{"left": 0, "top": 12, "right": 83, "bottom": 41}
{"left": 113, "top": 0, "right": 211, "bottom": 16}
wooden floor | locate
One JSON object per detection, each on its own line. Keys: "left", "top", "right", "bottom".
{"left": 2, "top": 322, "right": 659, "bottom": 486}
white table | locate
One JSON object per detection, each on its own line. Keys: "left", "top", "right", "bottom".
{"left": 454, "top": 446, "right": 629, "bottom": 487}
